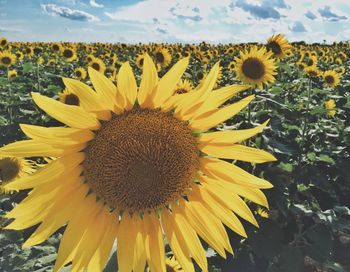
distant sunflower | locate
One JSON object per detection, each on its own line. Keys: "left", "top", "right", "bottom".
{"left": 136, "top": 53, "right": 146, "bottom": 69}
{"left": 62, "top": 47, "right": 77, "bottom": 62}
{"left": 24, "top": 47, "right": 34, "bottom": 57}
{"left": 8, "top": 69, "right": 17, "bottom": 79}
{"left": 323, "top": 70, "right": 340, "bottom": 88}
{"left": 306, "top": 56, "right": 317, "bottom": 67}
{"left": 0, "top": 156, "right": 35, "bottom": 191}
{"left": 58, "top": 89, "right": 80, "bottom": 106}
{"left": 0, "top": 37, "right": 7, "bottom": 47}
{"left": 51, "top": 43, "right": 62, "bottom": 53}
{"left": 0, "top": 51, "right": 16, "bottom": 67}
{"left": 304, "top": 66, "right": 320, "bottom": 78}
{"left": 154, "top": 47, "right": 171, "bottom": 67}
{"left": 228, "top": 61, "right": 236, "bottom": 72}
{"left": 1, "top": 55, "right": 275, "bottom": 272}
{"left": 325, "top": 99, "right": 336, "bottom": 116}
{"left": 165, "top": 256, "right": 183, "bottom": 272}
{"left": 74, "top": 67, "right": 87, "bottom": 80}
{"left": 234, "top": 46, "right": 277, "bottom": 89}
{"left": 15, "top": 51, "right": 24, "bottom": 60}
{"left": 89, "top": 57, "right": 106, "bottom": 74}
{"left": 266, "top": 34, "right": 292, "bottom": 59}
{"left": 174, "top": 79, "right": 193, "bottom": 94}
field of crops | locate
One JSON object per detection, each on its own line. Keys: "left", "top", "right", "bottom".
{"left": 0, "top": 36, "right": 349, "bottom": 272}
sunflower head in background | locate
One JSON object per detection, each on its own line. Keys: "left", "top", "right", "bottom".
{"left": 89, "top": 57, "right": 106, "bottom": 74}
{"left": 323, "top": 70, "right": 340, "bottom": 88}
{"left": 74, "top": 67, "right": 87, "bottom": 80}
{"left": 62, "top": 47, "right": 77, "bottom": 62}
{"left": 136, "top": 52, "right": 146, "bottom": 69}
{"left": 165, "top": 256, "right": 183, "bottom": 272}
{"left": 0, "top": 157, "right": 35, "bottom": 192}
{"left": 304, "top": 65, "right": 320, "bottom": 78}
{"left": 0, "top": 37, "right": 7, "bottom": 47}
{"left": 58, "top": 89, "right": 81, "bottom": 106}
{"left": 51, "top": 43, "right": 62, "bottom": 54}
{"left": 0, "top": 51, "right": 17, "bottom": 67}
{"left": 325, "top": 99, "right": 336, "bottom": 117}
{"left": 266, "top": 34, "right": 292, "bottom": 59}
{"left": 8, "top": 69, "right": 17, "bottom": 79}
{"left": 234, "top": 45, "right": 277, "bottom": 89}
{"left": 0, "top": 54, "right": 276, "bottom": 272}
{"left": 174, "top": 79, "right": 193, "bottom": 94}
{"left": 154, "top": 47, "right": 171, "bottom": 67}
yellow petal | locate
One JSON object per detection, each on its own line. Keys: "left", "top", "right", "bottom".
{"left": 88, "top": 67, "right": 117, "bottom": 110}
{"left": 3, "top": 152, "right": 84, "bottom": 191}
{"left": 200, "top": 157, "right": 273, "bottom": 189}
{"left": 32, "top": 92, "right": 100, "bottom": 130}
{"left": 190, "top": 95, "right": 255, "bottom": 131}
{"left": 199, "top": 119, "right": 269, "bottom": 144}
{"left": 117, "top": 62, "right": 137, "bottom": 110}
{"left": 20, "top": 124, "right": 95, "bottom": 145}
{"left": 22, "top": 183, "right": 87, "bottom": 247}
{"left": 192, "top": 85, "right": 251, "bottom": 119}
{"left": 153, "top": 57, "right": 189, "bottom": 108}
{"left": 200, "top": 143, "right": 277, "bottom": 163}
{"left": 161, "top": 209, "right": 195, "bottom": 272}
{"left": 143, "top": 213, "right": 166, "bottom": 272}
{"left": 175, "top": 62, "right": 220, "bottom": 119}
{"left": 0, "top": 140, "right": 85, "bottom": 158}
{"left": 138, "top": 54, "right": 158, "bottom": 108}
{"left": 53, "top": 195, "right": 101, "bottom": 272}
{"left": 63, "top": 77, "right": 105, "bottom": 112}
{"left": 182, "top": 199, "right": 231, "bottom": 258}
{"left": 205, "top": 182, "right": 258, "bottom": 227}
{"left": 195, "top": 184, "right": 247, "bottom": 238}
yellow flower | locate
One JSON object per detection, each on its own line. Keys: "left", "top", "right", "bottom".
{"left": 266, "top": 34, "right": 292, "bottom": 59}
{"left": 74, "top": 67, "right": 87, "bottom": 80}
{"left": 89, "top": 57, "right": 106, "bottom": 74}
{"left": 0, "top": 55, "right": 275, "bottom": 272}
{"left": 165, "top": 256, "right": 183, "bottom": 272}
{"left": 0, "top": 157, "right": 35, "bottom": 192}
{"left": 323, "top": 70, "right": 340, "bottom": 88}
{"left": 304, "top": 66, "right": 320, "bottom": 78}
{"left": 62, "top": 47, "right": 77, "bottom": 62}
{"left": 0, "top": 51, "right": 17, "bottom": 67}
{"left": 173, "top": 79, "right": 193, "bottom": 94}
{"left": 0, "top": 37, "right": 7, "bottom": 47}
{"left": 154, "top": 47, "right": 171, "bottom": 67}
{"left": 234, "top": 46, "right": 277, "bottom": 89}
{"left": 325, "top": 99, "right": 336, "bottom": 116}
{"left": 58, "top": 89, "right": 81, "bottom": 106}
{"left": 8, "top": 69, "right": 17, "bottom": 79}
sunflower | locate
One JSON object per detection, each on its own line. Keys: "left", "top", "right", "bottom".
{"left": 62, "top": 47, "right": 77, "bottom": 62}
{"left": 0, "top": 55, "right": 275, "bottom": 272}
{"left": 154, "top": 47, "right": 171, "bottom": 67}
{"left": 234, "top": 46, "right": 277, "bottom": 89}
{"left": 15, "top": 51, "right": 24, "bottom": 60}
{"left": 266, "top": 34, "right": 291, "bottom": 59}
{"left": 0, "top": 37, "right": 7, "bottom": 47}
{"left": 0, "top": 156, "right": 35, "bottom": 191}
{"left": 51, "top": 43, "right": 62, "bottom": 53}
{"left": 304, "top": 66, "right": 320, "bottom": 78}
{"left": 8, "top": 69, "right": 17, "bottom": 79}
{"left": 24, "top": 47, "right": 34, "bottom": 57}
{"left": 174, "top": 79, "right": 193, "bottom": 94}
{"left": 325, "top": 99, "right": 336, "bottom": 116}
{"left": 323, "top": 70, "right": 340, "bottom": 88}
{"left": 74, "top": 67, "right": 87, "bottom": 80}
{"left": 165, "top": 256, "right": 183, "bottom": 272}
{"left": 89, "top": 57, "right": 106, "bottom": 74}
{"left": 136, "top": 53, "right": 146, "bottom": 69}
{"left": 58, "top": 89, "right": 81, "bottom": 106}
{"left": 0, "top": 51, "right": 17, "bottom": 67}
{"left": 228, "top": 61, "right": 236, "bottom": 72}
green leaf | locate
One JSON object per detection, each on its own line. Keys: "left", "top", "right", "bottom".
{"left": 22, "top": 62, "right": 34, "bottom": 74}
{"left": 318, "top": 154, "right": 335, "bottom": 165}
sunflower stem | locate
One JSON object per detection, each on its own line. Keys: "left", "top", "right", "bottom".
{"left": 6, "top": 66, "right": 13, "bottom": 125}
{"left": 36, "top": 61, "right": 41, "bottom": 91}
{"left": 299, "top": 78, "right": 312, "bottom": 164}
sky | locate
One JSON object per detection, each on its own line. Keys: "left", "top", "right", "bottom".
{"left": 0, "top": 0, "right": 349, "bottom": 44}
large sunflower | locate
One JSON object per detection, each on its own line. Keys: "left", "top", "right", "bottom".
{"left": 234, "top": 46, "right": 277, "bottom": 89}
{"left": 1, "top": 54, "right": 276, "bottom": 272}
{"left": 266, "top": 34, "right": 292, "bottom": 59}
{"left": 323, "top": 70, "right": 340, "bottom": 88}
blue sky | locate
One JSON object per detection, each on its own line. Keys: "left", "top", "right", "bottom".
{"left": 0, "top": 0, "right": 349, "bottom": 43}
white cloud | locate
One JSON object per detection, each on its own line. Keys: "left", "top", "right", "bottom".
{"left": 41, "top": 4, "right": 100, "bottom": 22}
{"left": 90, "top": 0, "right": 104, "bottom": 8}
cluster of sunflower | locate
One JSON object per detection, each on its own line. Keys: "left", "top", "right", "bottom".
{"left": 0, "top": 34, "right": 349, "bottom": 271}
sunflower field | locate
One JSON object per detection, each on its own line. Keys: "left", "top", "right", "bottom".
{"left": 0, "top": 35, "right": 349, "bottom": 272}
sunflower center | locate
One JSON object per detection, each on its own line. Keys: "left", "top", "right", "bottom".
{"left": 84, "top": 108, "right": 199, "bottom": 212}
{"left": 166, "top": 265, "right": 176, "bottom": 272}
{"left": 242, "top": 57, "right": 265, "bottom": 80}
{"left": 175, "top": 88, "right": 188, "bottom": 94}
{"left": 91, "top": 62, "right": 100, "bottom": 71}
{"left": 1, "top": 40, "right": 6, "bottom": 46}
{"left": 52, "top": 44, "right": 59, "bottom": 51}
{"left": 64, "top": 94, "right": 80, "bottom": 106}
{"left": 267, "top": 41, "right": 282, "bottom": 55}
{"left": 0, "top": 157, "right": 21, "bottom": 183}
{"left": 139, "top": 58, "right": 144, "bottom": 66}
{"left": 76, "top": 70, "right": 82, "bottom": 77}
{"left": 325, "top": 75, "right": 335, "bottom": 84}
{"left": 155, "top": 52, "right": 165, "bottom": 63}
{"left": 1, "top": 57, "right": 11, "bottom": 65}
{"left": 63, "top": 49, "right": 73, "bottom": 58}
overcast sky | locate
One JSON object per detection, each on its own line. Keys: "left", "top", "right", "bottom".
{"left": 0, "top": 0, "right": 349, "bottom": 43}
